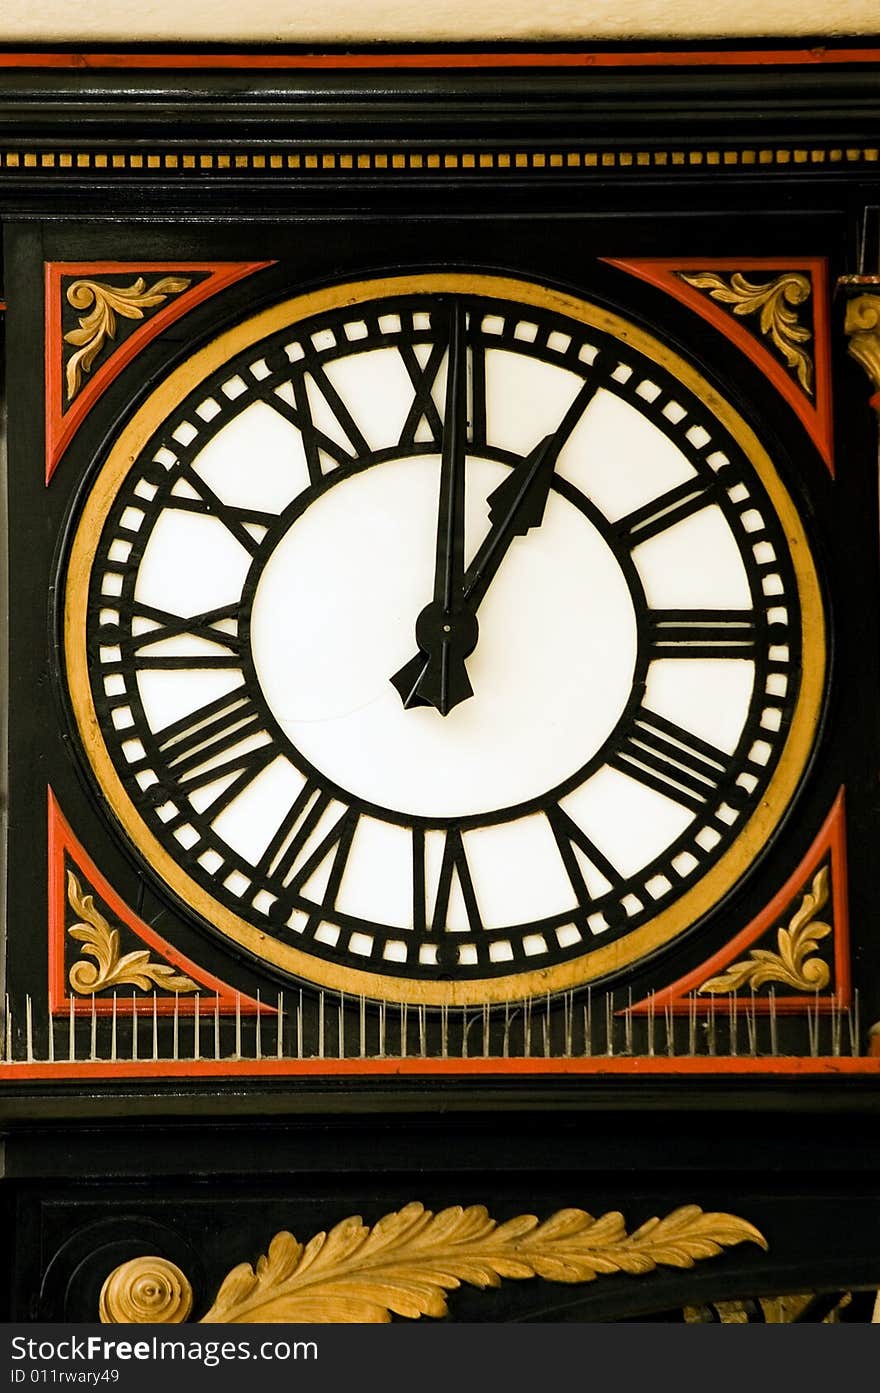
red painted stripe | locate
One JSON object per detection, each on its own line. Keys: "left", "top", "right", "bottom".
{"left": 0, "top": 1055, "right": 877, "bottom": 1081}
{"left": 0, "top": 48, "right": 880, "bottom": 72}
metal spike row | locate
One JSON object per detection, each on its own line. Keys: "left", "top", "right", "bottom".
{"left": 0, "top": 986, "right": 871, "bottom": 1063}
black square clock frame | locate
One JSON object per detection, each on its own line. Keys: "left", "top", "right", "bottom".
{"left": 1, "top": 40, "right": 880, "bottom": 1325}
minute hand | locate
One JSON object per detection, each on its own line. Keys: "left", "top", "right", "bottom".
{"left": 462, "top": 378, "right": 598, "bottom": 612}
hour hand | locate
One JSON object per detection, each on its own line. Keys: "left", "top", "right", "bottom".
{"left": 391, "top": 434, "right": 559, "bottom": 715}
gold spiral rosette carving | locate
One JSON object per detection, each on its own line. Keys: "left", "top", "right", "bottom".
{"left": 100, "top": 1256, "right": 193, "bottom": 1324}
{"left": 699, "top": 867, "right": 831, "bottom": 995}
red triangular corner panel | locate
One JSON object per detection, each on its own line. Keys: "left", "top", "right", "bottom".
{"left": 604, "top": 257, "right": 834, "bottom": 474}
{"left": 630, "top": 789, "right": 850, "bottom": 1017}
{"left": 48, "top": 788, "right": 272, "bottom": 1016}
{"left": 45, "top": 259, "right": 275, "bottom": 482}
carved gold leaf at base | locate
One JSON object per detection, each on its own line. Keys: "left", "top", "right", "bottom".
{"left": 63, "top": 275, "right": 192, "bottom": 400}
{"left": 684, "top": 1292, "right": 852, "bottom": 1323}
{"left": 844, "top": 294, "right": 880, "bottom": 400}
{"left": 699, "top": 867, "right": 831, "bottom": 995}
{"left": 67, "top": 870, "right": 198, "bottom": 996}
{"left": 99, "top": 1257, "right": 193, "bottom": 1324}
{"left": 680, "top": 270, "right": 813, "bottom": 393}
{"left": 100, "top": 1202, "right": 767, "bottom": 1324}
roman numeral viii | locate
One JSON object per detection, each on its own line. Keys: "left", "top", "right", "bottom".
{"left": 154, "top": 685, "right": 275, "bottom": 816}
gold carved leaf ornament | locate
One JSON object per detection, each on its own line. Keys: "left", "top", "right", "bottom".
{"left": 699, "top": 867, "right": 831, "bottom": 996}
{"left": 63, "top": 275, "right": 192, "bottom": 401}
{"left": 844, "top": 293, "right": 880, "bottom": 398}
{"left": 195, "top": 1201, "right": 767, "bottom": 1324}
{"left": 100, "top": 1203, "right": 767, "bottom": 1324}
{"left": 67, "top": 870, "right": 198, "bottom": 996}
{"left": 680, "top": 270, "right": 813, "bottom": 394}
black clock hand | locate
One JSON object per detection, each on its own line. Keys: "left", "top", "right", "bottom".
{"left": 434, "top": 300, "right": 469, "bottom": 617}
{"left": 390, "top": 433, "right": 555, "bottom": 716}
{"left": 391, "top": 301, "right": 474, "bottom": 715}
{"left": 392, "top": 376, "right": 599, "bottom": 715}
{"left": 460, "top": 377, "right": 598, "bottom": 607}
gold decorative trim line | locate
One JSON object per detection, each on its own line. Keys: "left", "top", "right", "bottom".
{"left": 699, "top": 867, "right": 831, "bottom": 995}
{"left": 844, "top": 293, "right": 880, "bottom": 401}
{"left": 67, "top": 870, "right": 199, "bottom": 996}
{"left": 3, "top": 146, "right": 880, "bottom": 177}
{"left": 680, "top": 270, "right": 813, "bottom": 393}
{"left": 100, "top": 1201, "right": 767, "bottom": 1324}
{"left": 63, "top": 276, "right": 192, "bottom": 400}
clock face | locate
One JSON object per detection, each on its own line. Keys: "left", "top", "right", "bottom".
{"left": 62, "top": 273, "right": 825, "bottom": 1005}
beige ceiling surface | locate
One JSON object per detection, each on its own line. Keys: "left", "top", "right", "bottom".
{"left": 0, "top": 0, "right": 878, "bottom": 43}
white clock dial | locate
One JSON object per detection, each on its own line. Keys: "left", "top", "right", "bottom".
{"left": 63, "top": 273, "right": 825, "bottom": 1004}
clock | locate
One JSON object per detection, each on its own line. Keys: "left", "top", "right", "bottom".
{"left": 61, "top": 272, "right": 825, "bottom": 1006}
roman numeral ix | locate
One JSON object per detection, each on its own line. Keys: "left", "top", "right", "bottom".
{"left": 123, "top": 603, "right": 242, "bottom": 668}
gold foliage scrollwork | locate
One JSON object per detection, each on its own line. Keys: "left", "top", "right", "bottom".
{"left": 699, "top": 867, "right": 831, "bottom": 996}
{"left": 67, "top": 870, "right": 198, "bottom": 996}
{"left": 684, "top": 1292, "right": 852, "bottom": 1324}
{"left": 193, "top": 1202, "right": 767, "bottom": 1324}
{"left": 680, "top": 270, "right": 814, "bottom": 394}
{"left": 99, "top": 1203, "right": 766, "bottom": 1324}
{"left": 63, "top": 275, "right": 192, "bottom": 400}
{"left": 100, "top": 1257, "right": 193, "bottom": 1325}
{"left": 844, "top": 293, "right": 880, "bottom": 398}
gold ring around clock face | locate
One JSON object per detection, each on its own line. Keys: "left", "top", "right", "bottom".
{"left": 61, "top": 272, "right": 826, "bottom": 1006}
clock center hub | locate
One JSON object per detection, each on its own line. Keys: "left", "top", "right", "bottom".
{"left": 248, "top": 453, "right": 638, "bottom": 820}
